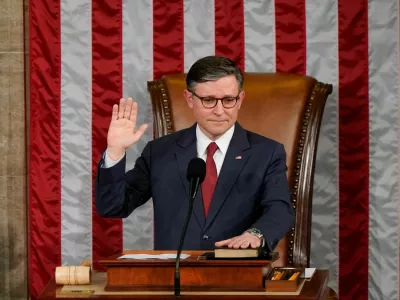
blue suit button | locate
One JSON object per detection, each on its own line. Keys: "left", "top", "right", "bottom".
{"left": 202, "top": 235, "right": 210, "bottom": 240}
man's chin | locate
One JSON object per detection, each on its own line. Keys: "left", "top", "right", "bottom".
{"left": 199, "top": 122, "right": 232, "bottom": 139}
{"left": 208, "top": 120, "right": 229, "bottom": 127}
{"left": 208, "top": 127, "right": 229, "bottom": 137}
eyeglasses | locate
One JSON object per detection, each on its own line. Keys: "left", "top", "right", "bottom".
{"left": 189, "top": 90, "right": 240, "bottom": 109}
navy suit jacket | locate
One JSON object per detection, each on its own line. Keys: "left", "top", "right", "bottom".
{"left": 95, "top": 123, "right": 294, "bottom": 251}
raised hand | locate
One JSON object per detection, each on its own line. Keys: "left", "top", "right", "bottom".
{"left": 106, "top": 97, "right": 148, "bottom": 160}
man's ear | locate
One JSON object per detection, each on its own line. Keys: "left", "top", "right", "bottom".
{"left": 237, "top": 90, "right": 245, "bottom": 109}
{"left": 183, "top": 90, "right": 194, "bottom": 108}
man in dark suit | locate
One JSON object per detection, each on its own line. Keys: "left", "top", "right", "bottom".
{"left": 95, "top": 56, "right": 294, "bottom": 252}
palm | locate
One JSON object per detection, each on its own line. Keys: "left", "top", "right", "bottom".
{"left": 108, "top": 118, "right": 139, "bottom": 149}
{"left": 107, "top": 98, "right": 148, "bottom": 152}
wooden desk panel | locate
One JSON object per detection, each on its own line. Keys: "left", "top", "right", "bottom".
{"left": 38, "top": 270, "right": 329, "bottom": 300}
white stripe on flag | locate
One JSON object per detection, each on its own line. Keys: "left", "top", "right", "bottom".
{"left": 122, "top": 0, "right": 154, "bottom": 250}
{"left": 60, "top": 0, "right": 92, "bottom": 265}
{"left": 306, "top": 0, "right": 339, "bottom": 293}
{"left": 368, "top": 0, "right": 399, "bottom": 299}
{"left": 398, "top": 0, "right": 400, "bottom": 297}
{"left": 184, "top": 0, "right": 215, "bottom": 72}
{"left": 244, "top": 0, "right": 275, "bottom": 72}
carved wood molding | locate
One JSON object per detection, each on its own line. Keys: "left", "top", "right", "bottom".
{"left": 147, "top": 79, "right": 173, "bottom": 138}
{"left": 289, "top": 82, "right": 333, "bottom": 267}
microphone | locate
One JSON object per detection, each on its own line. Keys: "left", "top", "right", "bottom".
{"left": 174, "top": 158, "right": 206, "bottom": 296}
{"left": 187, "top": 158, "right": 206, "bottom": 199}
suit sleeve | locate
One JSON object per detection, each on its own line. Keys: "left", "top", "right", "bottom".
{"left": 94, "top": 142, "right": 152, "bottom": 218}
{"left": 251, "top": 143, "right": 294, "bottom": 251}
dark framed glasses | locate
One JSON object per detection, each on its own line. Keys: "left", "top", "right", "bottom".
{"left": 190, "top": 90, "right": 241, "bottom": 109}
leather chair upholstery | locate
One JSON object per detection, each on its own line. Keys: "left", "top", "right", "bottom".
{"left": 147, "top": 73, "right": 333, "bottom": 268}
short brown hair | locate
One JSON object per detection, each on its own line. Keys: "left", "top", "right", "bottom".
{"left": 186, "top": 56, "right": 244, "bottom": 92}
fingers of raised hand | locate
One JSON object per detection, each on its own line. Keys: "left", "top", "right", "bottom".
{"left": 115, "top": 98, "right": 138, "bottom": 124}
{"left": 118, "top": 98, "right": 126, "bottom": 119}
{"left": 111, "top": 104, "right": 118, "bottom": 121}
{"left": 123, "top": 97, "right": 133, "bottom": 119}
{"left": 130, "top": 102, "right": 138, "bottom": 129}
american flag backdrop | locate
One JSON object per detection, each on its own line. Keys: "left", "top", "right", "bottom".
{"left": 28, "top": 0, "right": 399, "bottom": 299}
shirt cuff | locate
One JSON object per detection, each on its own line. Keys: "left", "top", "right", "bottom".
{"left": 103, "top": 150, "right": 125, "bottom": 168}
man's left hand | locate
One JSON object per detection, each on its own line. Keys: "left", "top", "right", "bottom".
{"left": 215, "top": 232, "right": 261, "bottom": 249}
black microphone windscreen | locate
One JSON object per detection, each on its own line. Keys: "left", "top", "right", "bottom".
{"left": 186, "top": 158, "right": 206, "bottom": 183}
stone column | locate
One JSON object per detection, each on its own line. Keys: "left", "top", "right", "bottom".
{"left": 0, "top": 0, "right": 28, "bottom": 299}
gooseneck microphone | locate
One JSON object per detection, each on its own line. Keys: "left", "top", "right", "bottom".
{"left": 174, "top": 158, "right": 206, "bottom": 296}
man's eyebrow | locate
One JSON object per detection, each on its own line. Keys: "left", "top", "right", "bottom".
{"left": 199, "top": 94, "right": 237, "bottom": 98}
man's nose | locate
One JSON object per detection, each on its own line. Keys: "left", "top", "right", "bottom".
{"left": 213, "top": 100, "right": 224, "bottom": 114}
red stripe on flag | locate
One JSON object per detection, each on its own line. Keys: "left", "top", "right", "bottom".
{"left": 274, "top": 0, "right": 306, "bottom": 74}
{"left": 29, "top": 0, "right": 61, "bottom": 298}
{"left": 214, "top": 0, "right": 245, "bottom": 71}
{"left": 338, "top": 1, "right": 369, "bottom": 299}
{"left": 92, "top": 0, "right": 123, "bottom": 270}
{"left": 153, "top": 0, "right": 184, "bottom": 80}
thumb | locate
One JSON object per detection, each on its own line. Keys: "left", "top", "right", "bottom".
{"left": 135, "top": 124, "right": 148, "bottom": 138}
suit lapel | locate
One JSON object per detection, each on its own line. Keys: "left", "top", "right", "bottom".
{"left": 175, "top": 124, "right": 206, "bottom": 230}
{"left": 204, "top": 124, "right": 251, "bottom": 231}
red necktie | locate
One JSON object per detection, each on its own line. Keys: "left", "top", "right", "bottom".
{"left": 201, "top": 142, "right": 219, "bottom": 217}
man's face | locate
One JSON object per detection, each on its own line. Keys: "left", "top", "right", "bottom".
{"left": 184, "top": 75, "right": 245, "bottom": 140}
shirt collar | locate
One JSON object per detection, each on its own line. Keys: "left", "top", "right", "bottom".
{"left": 196, "top": 123, "right": 235, "bottom": 157}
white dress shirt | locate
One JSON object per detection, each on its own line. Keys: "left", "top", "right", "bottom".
{"left": 196, "top": 124, "right": 234, "bottom": 176}
{"left": 103, "top": 124, "right": 235, "bottom": 171}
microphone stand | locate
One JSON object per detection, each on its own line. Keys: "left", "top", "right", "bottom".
{"left": 174, "top": 177, "right": 199, "bottom": 296}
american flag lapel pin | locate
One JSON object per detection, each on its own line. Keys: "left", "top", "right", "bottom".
{"left": 235, "top": 155, "right": 242, "bottom": 160}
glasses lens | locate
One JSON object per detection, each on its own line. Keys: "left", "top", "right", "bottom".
{"left": 222, "top": 98, "right": 237, "bottom": 108}
{"left": 202, "top": 97, "right": 217, "bottom": 108}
